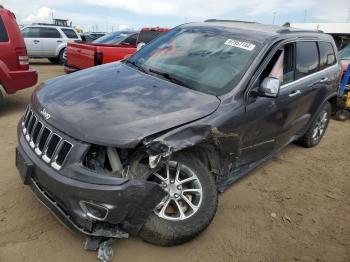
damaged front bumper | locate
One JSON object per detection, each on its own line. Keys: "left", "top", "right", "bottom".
{"left": 16, "top": 130, "right": 166, "bottom": 237}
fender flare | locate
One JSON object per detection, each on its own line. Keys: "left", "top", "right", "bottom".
{"left": 55, "top": 43, "right": 67, "bottom": 57}
{"left": 303, "top": 92, "right": 338, "bottom": 133}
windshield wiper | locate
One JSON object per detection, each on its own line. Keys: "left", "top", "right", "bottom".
{"left": 125, "top": 60, "right": 147, "bottom": 74}
{"left": 149, "top": 68, "right": 194, "bottom": 90}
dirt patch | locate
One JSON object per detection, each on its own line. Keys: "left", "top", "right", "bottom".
{"left": 0, "top": 59, "right": 349, "bottom": 262}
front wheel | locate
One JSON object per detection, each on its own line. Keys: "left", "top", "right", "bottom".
{"left": 297, "top": 102, "right": 331, "bottom": 148}
{"left": 139, "top": 152, "right": 218, "bottom": 246}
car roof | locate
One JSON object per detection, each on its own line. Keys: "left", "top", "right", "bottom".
{"left": 24, "top": 24, "right": 77, "bottom": 30}
{"left": 184, "top": 20, "right": 333, "bottom": 43}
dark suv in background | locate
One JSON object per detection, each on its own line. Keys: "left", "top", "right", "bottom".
{"left": 16, "top": 20, "right": 340, "bottom": 247}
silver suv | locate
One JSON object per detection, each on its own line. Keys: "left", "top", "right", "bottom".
{"left": 21, "top": 25, "right": 81, "bottom": 64}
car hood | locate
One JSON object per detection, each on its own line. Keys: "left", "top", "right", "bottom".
{"left": 32, "top": 62, "right": 220, "bottom": 148}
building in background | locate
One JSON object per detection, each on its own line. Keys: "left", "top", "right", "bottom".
{"left": 291, "top": 23, "right": 350, "bottom": 50}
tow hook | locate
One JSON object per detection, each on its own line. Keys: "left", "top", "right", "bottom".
{"left": 84, "top": 237, "right": 116, "bottom": 262}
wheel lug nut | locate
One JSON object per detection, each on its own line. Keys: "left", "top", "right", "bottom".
{"left": 174, "top": 193, "right": 179, "bottom": 198}
{"left": 177, "top": 185, "right": 182, "bottom": 190}
{"left": 170, "top": 180, "right": 174, "bottom": 184}
{"left": 162, "top": 183, "right": 167, "bottom": 188}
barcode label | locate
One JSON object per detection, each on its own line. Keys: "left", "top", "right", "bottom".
{"left": 224, "top": 39, "right": 256, "bottom": 51}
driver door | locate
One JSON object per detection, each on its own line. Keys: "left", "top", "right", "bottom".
{"left": 238, "top": 42, "right": 298, "bottom": 167}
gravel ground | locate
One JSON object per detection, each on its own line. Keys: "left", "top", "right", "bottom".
{"left": 0, "top": 60, "right": 349, "bottom": 262}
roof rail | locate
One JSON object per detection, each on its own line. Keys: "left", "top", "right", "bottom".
{"left": 32, "top": 22, "right": 72, "bottom": 27}
{"left": 205, "top": 19, "right": 258, "bottom": 24}
{"left": 276, "top": 28, "right": 324, "bottom": 34}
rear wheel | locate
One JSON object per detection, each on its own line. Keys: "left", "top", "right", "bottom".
{"left": 48, "top": 49, "right": 66, "bottom": 65}
{"left": 297, "top": 102, "right": 331, "bottom": 148}
{"left": 48, "top": 57, "right": 59, "bottom": 64}
{"left": 58, "top": 48, "right": 66, "bottom": 65}
{"left": 139, "top": 152, "right": 218, "bottom": 246}
{"left": 0, "top": 89, "right": 3, "bottom": 109}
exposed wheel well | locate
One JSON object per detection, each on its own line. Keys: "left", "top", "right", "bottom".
{"left": 174, "top": 145, "right": 221, "bottom": 178}
{"left": 328, "top": 95, "right": 338, "bottom": 115}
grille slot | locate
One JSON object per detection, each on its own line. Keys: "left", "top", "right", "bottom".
{"left": 38, "top": 128, "right": 50, "bottom": 152}
{"left": 45, "top": 134, "right": 61, "bottom": 159}
{"left": 32, "top": 122, "right": 43, "bottom": 145}
{"left": 22, "top": 107, "right": 73, "bottom": 170}
{"left": 27, "top": 115, "right": 36, "bottom": 135}
{"left": 55, "top": 142, "right": 73, "bottom": 166}
{"left": 24, "top": 109, "right": 32, "bottom": 129}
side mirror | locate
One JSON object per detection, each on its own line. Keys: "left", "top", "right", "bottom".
{"left": 259, "top": 77, "right": 280, "bottom": 98}
{"left": 136, "top": 42, "right": 146, "bottom": 51}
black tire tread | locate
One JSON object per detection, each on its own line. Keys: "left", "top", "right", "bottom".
{"left": 297, "top": 102, "right": 331, "bottom": 148}
{"left": 139, "top": 152, "right": 218, "bottom": 246}
{"left": 334, "top": 110, "right": 349, "bottom": 121}
{"left": 0, "top": 89, "right": 3, "bottom": 109}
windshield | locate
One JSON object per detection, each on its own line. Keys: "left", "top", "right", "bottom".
{"left": 93, "top": 31, "right": 135, "bottom": 44}
{"left": 126, "top": 26, "right": 261, "bottom": 95}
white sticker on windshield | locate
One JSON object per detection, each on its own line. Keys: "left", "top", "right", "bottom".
{"left": 224, "top": 39, "right": 256, "bottom": 51}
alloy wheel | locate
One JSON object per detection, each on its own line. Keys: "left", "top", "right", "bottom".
{"left": 312, "top": 110, "right": 328, "bottom": 141}
{"left": 149, "top": 161, "right": 203, "bottom": 221}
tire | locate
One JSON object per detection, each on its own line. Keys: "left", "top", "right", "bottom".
{"left": 0, "top": 89, "right": 3, "bottom": 109}
{"left": 334, "top": 110, "right": 349, "bottom": 121}
{"left": 48, "top": 57, "right": 59, "bottom": 64}
{"left": 58, "top": 48, "right": 66, "bottom": 65}
{"left": 139, "top": 152, "right": 218, "bottom": 246}
{"left": 297, "top": 102, "right": 331, "bottom": 148}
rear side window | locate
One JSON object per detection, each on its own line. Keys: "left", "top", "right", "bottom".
{"left": 61, "top": 28, "right": 79, "bottom": 39}
{"left": 120, "top": 33, "right": 138, "bottom": 45}
{"left": 318, "top": 42, "right": 336, "bottom": 69}
{"left": 138, "top": 31, "right": 163, "bottom": 44}
{"left": 0, "top": 17, "right": 9, "bottom": 42}
{"left": 39, "top": 27, "right": 61, "bottom": 38}
{"left": 339, "top": 44, "right": 350, "bottom": 60}
{"left": 296, "top": 41, "right": 319, "bottom": 79}
{"left": 22, "top": 27, "right": 40, "bottom": 38}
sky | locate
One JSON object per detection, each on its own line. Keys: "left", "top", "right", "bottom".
{"left": 2, "top": 0, "right": 350, "bottom": 32}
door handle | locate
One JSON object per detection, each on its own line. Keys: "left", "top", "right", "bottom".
{"left": 319, "top": 77, "right": 329, "bottom": 83}
{"left": 56, "top": 40, "right": 63, "bottom": 43}
{"left": 289, "top": 90, "right": 301, "bottom": 97}
{"left": 33, "top": 40, "right": 40, "bottom": 43}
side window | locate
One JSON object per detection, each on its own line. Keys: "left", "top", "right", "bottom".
{"left": 22, "top": 27, "right": 40, "bottom": 38}
{"left": 259, "top": 43, "right": 295, "bottom": 86}
{"left": 339, "top": 45, "right": 350, "bottom": 60}
{"left": 0, "top": 17, "right": 9, "bottom": 42}
{"left": 120, "top": 33, "right": 137, "bottom": 45}
{"left": 61, "top": 28, "right": 79, "bottom": 39}
{"left": 318, "top": 42, "right": 336, "bottom": 69}
{"left": 296, "top": 41, "right": 319, "bottom": 79}
{"left": 39, "top": 27, "right": 61, "bottom": 38}
{"left": 138, "top": 31, "right": 162, "bottom": 44}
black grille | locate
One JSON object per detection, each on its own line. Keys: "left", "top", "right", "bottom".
{"left": 22, "top": 107, "right": 73, "bottom": 170}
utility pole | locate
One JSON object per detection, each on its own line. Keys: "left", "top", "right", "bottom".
{"left": 346, "top": 8, "right": 350, "bottom": 23}
{"left": 272, "top": 12, "right": 277, "bottom": 25}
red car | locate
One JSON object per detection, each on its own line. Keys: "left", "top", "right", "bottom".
{"left": 64, "top": 27, "right": 169, "bottom": 73}
{"left": 0, "top": 6, "right": 37, "bottom": 106}
{"left": 339, "top": 44, "right": 350, "bottom": 74}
